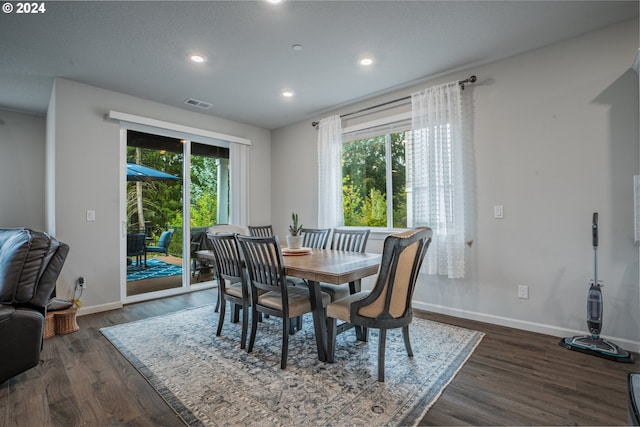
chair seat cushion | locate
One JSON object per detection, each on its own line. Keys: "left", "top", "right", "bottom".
{"left": 327, "top": 291, "right": 370, "bottom": 322}
{"left": 225, "top": 283, "right": 245, "bottom": 298}
{"left": 258, "top": 286, "right": 330, "bottom": 318}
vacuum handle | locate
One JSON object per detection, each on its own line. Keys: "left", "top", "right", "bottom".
{"left": 592, "top": 212, "right": 598, "bottom": 248}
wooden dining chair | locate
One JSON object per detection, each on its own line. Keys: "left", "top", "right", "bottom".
{"left": 207, "top": 233, "right": 252, "bottom": 349}
{"left": 236, "top": 234, "right": 331, "bottom": 369}
{"left": 247, "top": 225, "right": 273, "bottom": 237}
{"left": 326, "top": 227, "right": 432, "bottom": 382}
{"left": 301, "top": 228, "right": 331, "bottom": 249}
{"left": 320, "top": 228, "right": 371, "bottom": 301}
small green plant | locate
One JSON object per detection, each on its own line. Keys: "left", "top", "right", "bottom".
{"left": 288, "top": 212, "right": 303, "bottom": 236}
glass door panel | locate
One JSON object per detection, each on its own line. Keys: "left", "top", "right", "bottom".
{"left": 125, "top": 130, "right": 184, "bottom": 297}
{"left": 189, "top": 141, "right": 230, "bottom": 284}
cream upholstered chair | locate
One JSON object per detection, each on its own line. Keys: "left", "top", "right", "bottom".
{"left": 247, "top": 225, "right": 273, "bottom": 237}
{"left": 236, "top": 234, "right": 331, "bottom": 369}
{"left": 326, "top": 227, "right": 432, "bottom": 382}
{"left": 207, "top": 233, "right": 252, "bottom": 349}
{"left": 319, "top": 228, "right": 371, "bottom": 302}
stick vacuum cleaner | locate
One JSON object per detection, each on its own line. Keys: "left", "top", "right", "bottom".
{"left": 559, "top": 212, "right": 634, "bottom": 362}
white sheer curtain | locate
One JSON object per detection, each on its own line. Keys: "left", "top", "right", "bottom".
{"left": 408, "top": 81, "right": 472, "bottom": 279}
{"left": 317, "top": 115, "right": 344, "bottom": 228}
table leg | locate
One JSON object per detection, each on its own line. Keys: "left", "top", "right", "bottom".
{"left": 307, "top": 279, "right": 327, "bottom": 362}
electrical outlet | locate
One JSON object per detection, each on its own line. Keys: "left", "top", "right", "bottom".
{"left": 517, "top": 284, "right": 529, "bottom": 299}
{"left": 78, "top": 277, "right": 86, "bottom": 289}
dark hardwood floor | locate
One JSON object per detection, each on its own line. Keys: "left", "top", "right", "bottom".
{"left": 1, "top": 289, "right": 637, "bottom": 426}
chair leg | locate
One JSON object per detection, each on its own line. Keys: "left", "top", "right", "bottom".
{"left": 378, "top": 328, "right": 387, "bottom": 382}
{"left": 327, "top": 318, "right": 337, "bottom": 363}
{"left": 248, "top": 307, "right": 259, "bottom": 353}
{"left": 216, "top": 299, "right": 226, "bottom": 337}
{"left": 240, "top": 303, "right": 249, "bottom": 349}
{"left": 232, "top": 304, "right": 240, "bottom": 323}
{"left": 402, "top": 325, "right": 413, "bottom": 357}
{"left": 281, "top": 317, "right": 289, "bottom": 369}
{"left": 214, "top": 287, "right": 221, "bottom": 313}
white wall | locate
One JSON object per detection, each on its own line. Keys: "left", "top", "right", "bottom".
{"left": 272, "top": 18, "right": 640, "bottom": 349}
{"left": 49, "top": 78, "right": 271, "bottom": 310}
{"left": 0, "top": 109, "right": 46, "bottom": 230}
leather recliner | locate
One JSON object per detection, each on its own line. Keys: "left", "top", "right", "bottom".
{"left": 0, "top": 228, "right": 69, "bottom": 384}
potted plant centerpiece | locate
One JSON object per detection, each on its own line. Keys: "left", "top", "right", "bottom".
{"left": 286, "top": 212, "right": 303, "bottom": 249}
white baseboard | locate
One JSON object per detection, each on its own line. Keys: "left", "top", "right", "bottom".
{"left": 76, "top": 301, "right": 123, "bottom": 316}
{"left": 413, "top": 301, "right": 640, "bottom": 353}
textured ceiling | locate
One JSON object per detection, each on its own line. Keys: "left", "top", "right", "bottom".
{"left": 0, "top": 1, "right": 637, "bottom": 129}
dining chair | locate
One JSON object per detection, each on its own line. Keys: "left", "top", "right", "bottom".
{"left": 236, "top": 234, "right": 331, "bottom": 369}
{"left": 207, "top": 233, "right": 252, "bottom": 349}
{"left": 326, "top": 227, "right": 432, "bottom": 382}
{"left": 320, "top": 228, "right": 371, "bottom": 301}
{"left": 301, "top": 228, "right": 331, "bottom": 249}
{"left": 247, "top": 225, "right": 273, "bottom": 237}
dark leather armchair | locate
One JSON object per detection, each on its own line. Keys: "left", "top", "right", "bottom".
{"left": 0, "top": 228, "right": 69, "bottom": 384}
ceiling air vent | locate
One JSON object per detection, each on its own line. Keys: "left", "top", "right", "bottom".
{"left": 184, "top": 98, "right": 213, "bottom": 109}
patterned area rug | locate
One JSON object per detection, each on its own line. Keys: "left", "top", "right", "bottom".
{"left": 101, "top": 305, "right": 483, "bottom": 426}
{"left": 127, "top": 257, "right": 182, "bottom": 282}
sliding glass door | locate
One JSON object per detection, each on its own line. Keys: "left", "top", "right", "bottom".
{"left": 124, "top": 130, "right": 230, "bottom": 298}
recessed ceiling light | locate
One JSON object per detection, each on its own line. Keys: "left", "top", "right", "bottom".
{"left": 281, "top": 90, "right": 295, "bottom": 98}
{"left": 266, "top": 0, "right": 283, "bottom": 4}
{"left": 359, "top": 57, "right": 374, "bottom": 66}
{"left": 189, "top": 54, "right": 207, "bottom": 64}
{"left": 292, "top": 44, "right": 303, "bottom": 51}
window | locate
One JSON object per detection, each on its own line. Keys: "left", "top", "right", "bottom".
{"left": 341, "top": 131, "right": 407, "bottom": 228}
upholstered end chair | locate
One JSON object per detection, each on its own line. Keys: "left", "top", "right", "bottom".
{"left": 0, "top": 228, "right": 69, "bottom": 384}
{"left": 326, "top": 227, "right": 431, "bottom": 382}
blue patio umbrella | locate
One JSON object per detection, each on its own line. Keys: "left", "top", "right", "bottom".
{"left": 126, "top": 163, "right": 179, "bottom": 182}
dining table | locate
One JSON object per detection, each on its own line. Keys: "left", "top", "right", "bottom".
{"left": 282, "top": 248, "right": 381, "bottom": 362}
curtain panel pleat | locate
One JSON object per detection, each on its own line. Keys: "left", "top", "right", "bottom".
{"left": 408, "top": 81, "right": 472, "bottom": 279}
{"left": 317, "top": 115, "right": 344, "bottom": 229}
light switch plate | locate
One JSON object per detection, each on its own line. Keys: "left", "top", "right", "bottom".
{"left": 494, "top": 205, "right": 504, "bottom": 219}
{"left": 86, "top": 210, "right": 96, "bottom": 222}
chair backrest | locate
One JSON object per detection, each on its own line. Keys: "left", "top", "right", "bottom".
{"left": 157, "top": 229, "right": 174, "bottom": 248}
{"left": 352, "top": 227, "right": 432, "bottom": 324}
{"left": 248, "top": 225, "right": 273, "bottom": 237}
{"left": 127, "top": 233, "right": 146, "bottom": 256}
{"left": 301, "top": 228, "right": 331, "bottom": 249}
{"left": 330, "top": 229, "right": 370, "bottom": 252}
{"left": 207, "top": 233, "right": 246, "bottom": 292}
{"left": 236, "top": 235, "right": 288, "bottom": 298}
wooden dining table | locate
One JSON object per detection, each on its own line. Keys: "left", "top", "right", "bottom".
{"left": 282, "top": 248, "right": 381, "bottom": 362}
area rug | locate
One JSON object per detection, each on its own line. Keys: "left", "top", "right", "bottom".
{"left": 127, "top": 257, "right": 183, "bottom": 282}
{"left": 101, "top": 305, "right": 483, "bottom": 426}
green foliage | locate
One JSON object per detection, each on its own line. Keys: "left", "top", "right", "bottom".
{"left": 126, "top": 146, "right": 223, "bottom": 256}
{"left": 341, "top": 132, "right": 407, "bottom": 228}
{"left": 288, "top": 212, "right": 303, "bottom": 236}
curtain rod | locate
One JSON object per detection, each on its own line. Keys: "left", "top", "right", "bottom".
{"left": 311, "top": 75, "right": 476, "bottom": 128}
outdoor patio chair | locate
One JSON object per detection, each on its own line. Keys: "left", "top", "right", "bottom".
{"left": 146, "top": 229, "right": 174, "bottom": 257}
{"left": 326, "top": 227, "right": 432, "bottom": 382}
{"left": 127, "top": 233, "right": 147, "bottom": 268}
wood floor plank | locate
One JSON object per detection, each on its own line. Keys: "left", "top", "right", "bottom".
{"left": 1, "top": 289, "right": 637, "bottom": 426}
